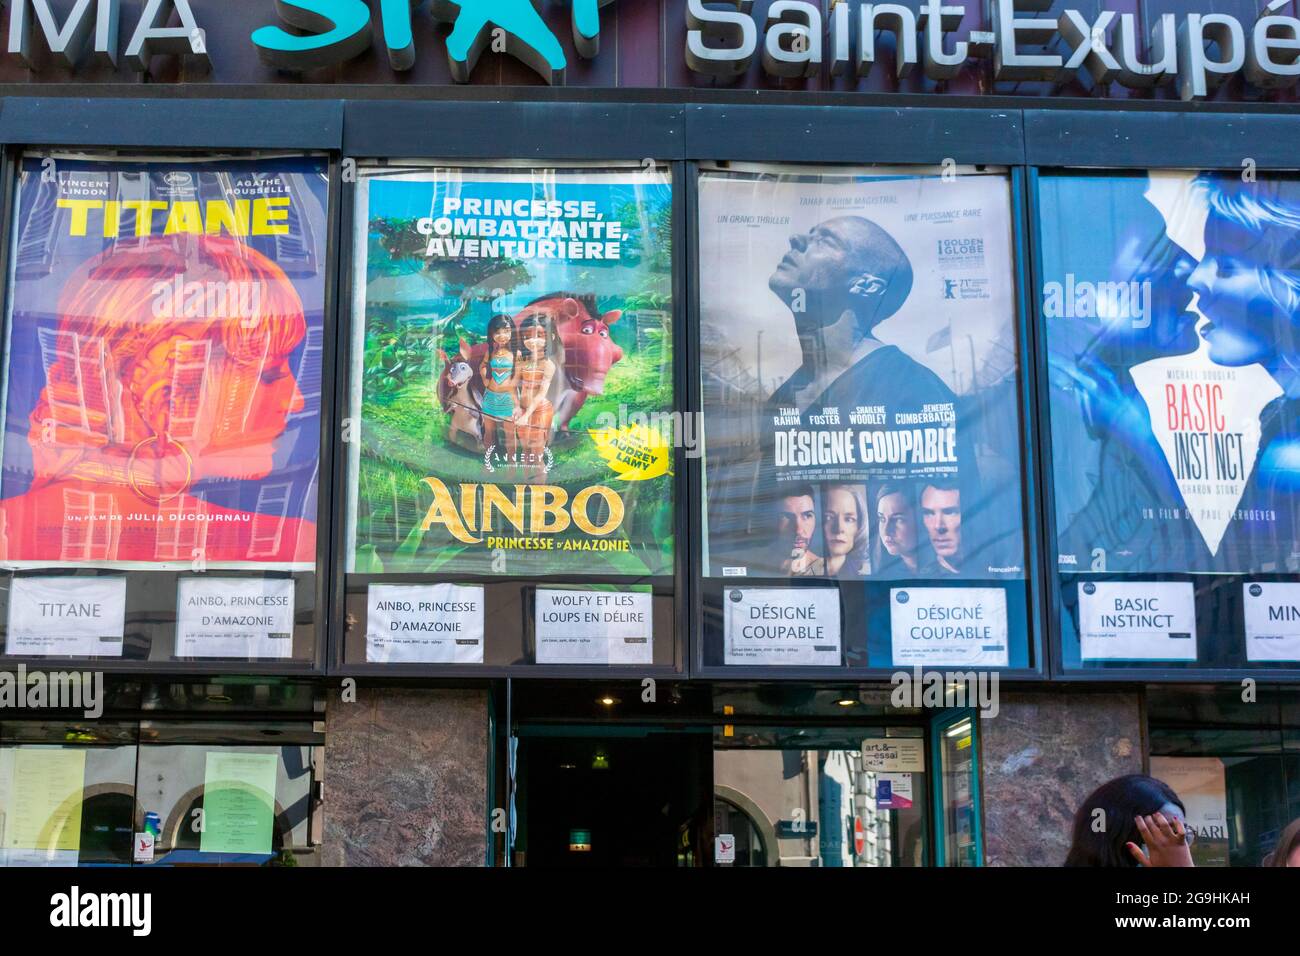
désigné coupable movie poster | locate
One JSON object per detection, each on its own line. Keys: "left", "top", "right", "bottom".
{"left": 0, "top": 156, "right": 328, "bottom": 570}
{"left": 347, "top": 167, "right": 674, "bottom": 576}
{"left": 1042, "top": 171, "right": 1300, "bottom": 575}
{"left": 698, "top": 169, "right": 1025, "bottom": 581}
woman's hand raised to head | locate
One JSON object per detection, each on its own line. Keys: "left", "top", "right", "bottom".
{"left": 1127, "top": 812, "right": 1194, "bottom": 868}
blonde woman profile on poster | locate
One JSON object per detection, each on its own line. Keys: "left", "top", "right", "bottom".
{"left": 1047, "top": 171, "right": 1300, "bottom": 575}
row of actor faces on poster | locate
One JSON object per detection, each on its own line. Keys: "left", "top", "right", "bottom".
{"left": 751, "top": 480, "right": 968, "bottom": 580}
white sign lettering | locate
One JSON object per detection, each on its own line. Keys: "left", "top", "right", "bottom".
{"left": 685, "top": 1, "right": 1300, "bottom": 100}
{"left": 175, "top": 577, "right": 295, "bottom": 659}
{"left": 1243, "top": 582, "right": 1300, "bottom": 662}
{"left": 890, "top": 587, "right": 1008, "bottom": 667}
{"left": 1078, "top": 580, "right": 1197, "bottom": 661}
{"left": 534, "top": 588, "right": 653, "bottom": 665}
{"left": 860, "top": 738, "right": 925, "bottom": 773}
{"left": 366, "top": 583, "right": 484, "bottom": 664}
{"left": 723, "top": 587, "right": 841, "bottom": 666}
{"left": 6, "top": 576, "right": 125, "bottom": 658}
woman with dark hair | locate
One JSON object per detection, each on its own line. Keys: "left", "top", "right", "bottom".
{"left": 513, "top": 309, "right": 558, "bottom": 479}
{"left": 1263, "top": 818, "right": 1300, "bottom": 867}
{"left": 1064, "top": 774, "right": 1194, "bottom": 867}
{"left": 478, "top": 314, "right": 518, "bottom": 458}
{"left": 872, "top": 481, "right": 926, "bottom": 578}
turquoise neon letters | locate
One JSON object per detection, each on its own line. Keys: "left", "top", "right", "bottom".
{"left": 250, "top": 0, "right": 613, "bottom": 83}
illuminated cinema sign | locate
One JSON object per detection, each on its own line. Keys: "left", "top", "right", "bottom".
{"left": 4, "top": 0, "right": 1300, "bottom": 97}
{"left": 251, "top": 0, "right": 614, "bottom": 82}
{"left": 5, "top": 0, "right": 210, "bottom": 71}
{"left": 688, "top": 0, "right": 1300, "bottom": 99}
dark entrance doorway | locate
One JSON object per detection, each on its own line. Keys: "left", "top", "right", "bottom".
{"left": 513, "top": 729, "right": 711, "bottom": 867}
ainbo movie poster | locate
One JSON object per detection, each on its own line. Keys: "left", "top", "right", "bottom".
{"left": 346, "top": 166, "right": 674, "bottom": 577}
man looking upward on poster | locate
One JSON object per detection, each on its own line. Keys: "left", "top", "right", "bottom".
{"left": 762, "top": 216, "right": 968, "bottom": 540}
{"left": 768, "top": 217, "right": 932, "bottom": 410}
{"left": 767, "top": 216, "right": 958, "bottom": 428}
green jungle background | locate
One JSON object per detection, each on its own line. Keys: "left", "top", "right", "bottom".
{"left": 354, "top": 196, "right": 675, "bottom": 576}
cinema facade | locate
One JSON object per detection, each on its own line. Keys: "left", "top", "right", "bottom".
{"left": 0, "top": 0, "right": 1298, "bottom": 869}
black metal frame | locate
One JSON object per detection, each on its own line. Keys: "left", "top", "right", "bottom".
{"left": 0, "top": 91, "right": 1292, "bottom": 683}
{"left": 328, "top": 101, "right": 689, "bottom": 679}
{"left": 0, "top": 97, "right": 345, "bottom": 677}
{"left": 685, "top": 110, "right": 1045, "bottom": 681}
{"left": 1023, "top": 109, "right": 1300, "bottom": 684}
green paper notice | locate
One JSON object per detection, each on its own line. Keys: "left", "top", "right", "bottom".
{"left": 200, "top": 751, "right": 278, "bottom": 855}
{"left": 5, "top": 748, "right": 86, "bottom": 852}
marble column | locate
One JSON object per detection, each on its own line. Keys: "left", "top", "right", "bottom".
{"left": 323, "top": 687, "right": 489, "bottom": 867}
{"left": 980, "top": 690, "right": 1144, "bottom": 866}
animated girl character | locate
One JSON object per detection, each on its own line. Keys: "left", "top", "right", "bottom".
{"left": 512, "top": 308, "right": 558, "bottom": 478}
{"left": 0, "top": 234, "right": 315, "bottom": 566}
{"left": 478, "top": 314, "right": 518, "bottom": 459}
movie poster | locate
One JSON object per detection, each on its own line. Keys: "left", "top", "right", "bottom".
{"left": 1041, "top": 171, "right": 1300, "bottom": 575}
{"left": 698, "top": 168, "right": 1025, "bottom": 581}
{"left": 1151, "top": 756, "right": 1230, "bottom": 867}
{"left": 347, "top": 166, "right": 674, "bottom": 576}
{"left": 0, "top": 156, "right": 328, "bottom": 570}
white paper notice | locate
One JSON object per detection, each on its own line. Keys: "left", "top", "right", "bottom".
{"left": 534, "top": 588, "right": 653, "bottom": 664}
{"left": 366, "top": 584, "right": 484, "bottom": 663}
{"left": 175, "top": 578, "right": 295, "bottom": 659}
{"left": 889, "top": 588, "right": 1008, "bottom": 667}
{"left": 723, "top": 587, "right": 841, "bottom": 665}
{"left": 6, "top": 577, "right": 125, "bottom": 658}
{"left": 1243, "top": 582, "right": 1300, "bottom": 662}
{"left": 1078, "top": 580, "right": 1197, "bottom": 661}
{"left": 860, "top": 738, "right": 925, "bottom": 773}
{"left": 715, "top": 835, "right": 736, "bottom": 864}
{"left": 133, "top": 832, "right": 156, "bottom": 864}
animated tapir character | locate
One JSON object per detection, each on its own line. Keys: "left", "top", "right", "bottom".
{"left": 458, "top": 293, "right": 623, "bottom": 435}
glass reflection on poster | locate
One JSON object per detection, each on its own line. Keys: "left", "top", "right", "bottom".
{"left": 1151, "top": 756, "right": 1230, "bottom": 867}
{"left": 0, "top": 155, "right": 329, "bottom": 570}
{"left": 697, "top": 168, "right": 1026, "bottom": 582}
{"left": 346, "top": 166, "right": 674, "bottom": 576}
{"left": 1041, "top": 171, "right": 1300, "bottom": 574}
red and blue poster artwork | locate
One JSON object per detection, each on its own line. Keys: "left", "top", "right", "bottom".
{"left": 0, "top": 156, "right": 328, "bottom": 569}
